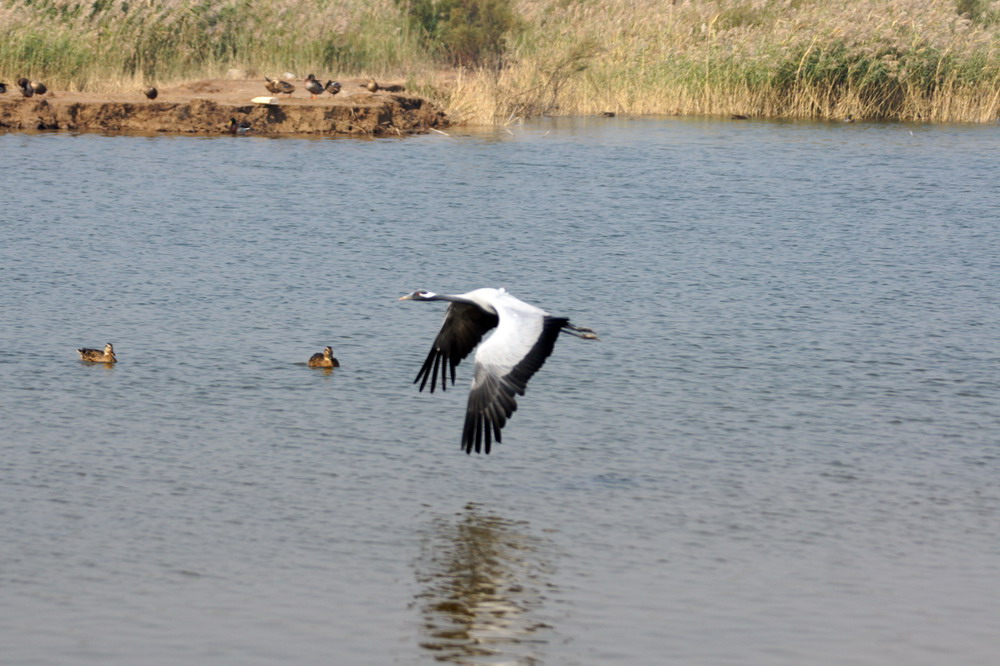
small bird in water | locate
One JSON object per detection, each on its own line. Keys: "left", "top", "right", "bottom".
{"left": 307, "top": 346, "right": 340, "bottom": 368}
{"left": 227, "top": 117, "right": 251, "bottom": 135}
{"left": 325, "top": 81, "right": 342, "bottom": 96}
{"left": 304, "top": 74, "right": 324, "bottom": 99}
{"left": 730, "top": 114, "right": 749, "bottom": 120}
{"left": 366, "top": 78, "right": 379, "bottom": 93}
{"left": 265, "top": 76, "right": 295, "bottom": 97}
{"left": 142, "top": 87, "right": 158, "bottom": 99}
{"left": 843, "top": 114, "right": 855, "bottom": 123}
{"left": 78, "top": 343, "right": 117, "bottom": 363}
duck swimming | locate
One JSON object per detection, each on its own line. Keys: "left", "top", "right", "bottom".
{"left": 304, "top": 74, "right": 324, "bottom": 99}
{"left": 227, "top": 117, "right": 251, "bottom": 135}
{"left": 78, "top": 343, "right": 116, "bottom": 363}
{"left": 307, "top": 346, "right": 339, "bottom": 368}
{"left": 265, "top": 76, "right": 295, "bottom": 96}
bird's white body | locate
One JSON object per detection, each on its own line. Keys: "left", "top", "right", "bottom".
{"left": 400, "top": 287, "right": 597, "bottom": 454}
{"left": 470, "top": 288, "right": 546, "bottom": 381}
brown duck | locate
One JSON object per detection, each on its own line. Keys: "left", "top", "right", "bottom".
{"left": 304, "top": 74, "right": 324, "bottom": 99}
{"left": 78, "top": 343, "right": 117, "bottom": 363}
{"left": 265, "top": 76, "right": 295, "bottom": 96}
{"left": 307, "top": 346, "right": 340, "bottom": 368}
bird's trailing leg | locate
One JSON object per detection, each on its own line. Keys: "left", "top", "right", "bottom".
{"left": 561, "top": 323, "right": 600, "bottom": 340}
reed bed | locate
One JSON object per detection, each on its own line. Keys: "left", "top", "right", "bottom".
{"left": 4, "top": 0, "right": 1000, "bottom": 123}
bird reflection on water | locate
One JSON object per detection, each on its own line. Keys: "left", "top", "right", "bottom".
{"left": 414, "top": 503, "right": 557, "bottom": 664}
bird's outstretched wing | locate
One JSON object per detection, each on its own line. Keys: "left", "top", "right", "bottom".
{"left": 462, "top": 315, "right": 568, "bottom": 454}
{"left": 415, "top": 302, "right": 498, "bottom": 393}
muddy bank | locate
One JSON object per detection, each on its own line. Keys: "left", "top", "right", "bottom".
{"left": 0, "top": 78, "right": 448, "bottom": 136}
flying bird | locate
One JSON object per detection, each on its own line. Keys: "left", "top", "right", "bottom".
{"left": 400, "top": 288, "right": 598, "bottom": 454}
{"left": 77, "top": 343, "right": 117, "bottom": 363}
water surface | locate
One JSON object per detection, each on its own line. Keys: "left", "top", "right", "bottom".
{"left": 2, "top": 117, "right": 999, "bottom": 664}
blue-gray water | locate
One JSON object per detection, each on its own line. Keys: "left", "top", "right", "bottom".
{"left": 2, "top": 117, "right": 999, "bottom": 665}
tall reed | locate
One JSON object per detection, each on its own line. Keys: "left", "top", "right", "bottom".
{"left": 3, "top": 0, "right": 1000, "bottom": 123}
{"left": 441, "top": 0, "right": 1000, "bottom": 123}
{"left": 0, "top": 0, "right": 431, "bottom": 91}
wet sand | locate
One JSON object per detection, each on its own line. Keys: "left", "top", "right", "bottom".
{"left": 0, "top": 77, "right": 448, "bottom": 136}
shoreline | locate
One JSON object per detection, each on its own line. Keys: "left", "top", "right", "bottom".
{"left": 0, "top": 78, "right": 448, "bottom": 136}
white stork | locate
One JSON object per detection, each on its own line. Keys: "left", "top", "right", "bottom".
{"left": 399, "top": 288, "right": 598, "bottom": 454}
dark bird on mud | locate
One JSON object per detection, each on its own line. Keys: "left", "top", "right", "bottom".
{"left": 142, "top": 87, "right": 158, "bottom": 99}
{"left": 304, "top": 74, "right": 324, "bottom": 99}
{"left": 307, "top": 346, "right": 340, "bottom": 368}
{"left": 21, "top": 78, "right": 47, "bottom": 95}
{"left": 227, "top": 117, "right": 251, "bottom": 135}
{"left": 366, "top": 78, "right": 379, "bottom": 93}
{"left": 325, "top": 80, "right": 342, "bottom": 96}
{"left": 400, "top": 288, "right": 599, "bottom": 455}
{"left": 77, "top": 343, "right": 117, "bottom": 363}
{"left": 265, "top": 76, "right": 295, "bottom": 97}
{"left": 0, "top": 82, "right": 7, "bottom": 94}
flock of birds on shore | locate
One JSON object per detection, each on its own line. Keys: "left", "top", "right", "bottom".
{"left": 0, "top": 74, "right": 379, "bottom": 101}
{"left": 0, "top": 78, "right": 48, "bottom": 97}
{"left": 2, "top": 73, "right": 383, "bottom": 135}
{"left": 264, "top": 74, "right": 372, "bottom": 99}
{"left": 76, "top": 288, "right": 599, "bottom": 455}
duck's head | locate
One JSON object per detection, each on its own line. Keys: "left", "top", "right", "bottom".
{"left": 324, "top": 346, "right": 334, "bottom": 356}
{"left": 104, "top": 343, "right": 115, "bottom": 354}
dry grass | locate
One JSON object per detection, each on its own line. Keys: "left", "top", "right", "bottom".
{"left": 4, "top": 0, "right": 1000, "bottom": 123}
{"left": 442, "top": 0, "right": 1000, "bottom": 123}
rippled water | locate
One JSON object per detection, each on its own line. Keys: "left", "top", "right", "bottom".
{"left": 2, "top": 117, "right": 999, "bottom": 665}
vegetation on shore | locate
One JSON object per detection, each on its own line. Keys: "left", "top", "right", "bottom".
{"left": 3, "top": 0, "right": 1000, "bottom": 124}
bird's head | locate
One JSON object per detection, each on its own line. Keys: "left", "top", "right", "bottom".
{"left": 324, "top": 346, "right": 333, "bottom": 355}
{"left": 399, "top": 289, "right": 436, "bottom": 301}
{"left": 104, "top": 343, "right": 115, "bottom": 354}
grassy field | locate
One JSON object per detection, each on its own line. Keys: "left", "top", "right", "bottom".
{"left": 3, "top": 0, "right": 1000, "bottom": 123}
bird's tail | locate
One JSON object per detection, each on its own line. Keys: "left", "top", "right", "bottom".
{"left": 561, "top": 322, "right": 600, "bottom": 340}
